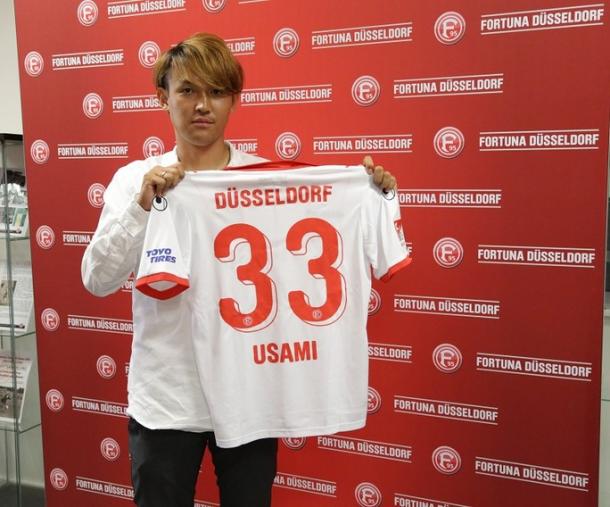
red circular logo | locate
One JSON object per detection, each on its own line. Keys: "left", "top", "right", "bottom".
{"left": 49, "top": 468, "right": 68, "bottom": 491}
{"left": 77, "top": 0, "right": 98, "bottom": 26}
{"left": 36, "top": 225, "right": 56, "bottom": 249}
{"left": 351, "top": 75, "right": 381, "bottom": 107}
{"left": 45, "top": 389, "right": 64, "bottom": 412}
{"left": 87, "top": 183, "right": 106, "bottom": 208}
{"left": 275, "top": 132, "right": 301, "bottom": 160}
{"left": 138, "top": 41, "right": 161, "bottom": 68}
{"left": 100, "top": 437, "right": 121, "bottom": 461}
{"left": 96, "top": 355, "right": 117, "bottom": 379}
{"left": 143, "top": 136, "right": 165, "bottom": 158}
{"left": 432, "top": 446, "right": 461, "bottom": 474}
{"left": 273, "top": 28, "right": 300, "bottom": 57}
{"left": 435, "top": 12, "right": 466, "bottom": 45}
{"left": 41, "top": 308, "right": 60, "bottom": 332}
{"left": 368, "top": 288, "right": 381, "bottom": 316}
{"left": 433, "top": 237, "right": 463, "bottom": 268}
{"left": 82, "top": 92, "right": 103, "bottom": 119}
{"left": 367, "top": 387, "right": 382, "bottom": 414}
{"left": 282, "top": 437, "right": 306, "bottom": 450}
{"left": 24, "top": 51, "right": 44, "bottom": 77}
{"left": 30, "top": 139, "right": 50, "bottom": 164}
{"left": 202, "top": 0, "right": 226, "bottom": 13}
{"left": 355, "top": 482, "right": 382, "bottom": 507}
{"left": 433, "top": 127, "right": 464, "bottom": 158}
{"left": 432, "top": 344, "right": 462, "bottom": 373}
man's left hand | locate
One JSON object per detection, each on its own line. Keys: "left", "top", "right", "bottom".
{"left": 363, "top": 156, "right": 397, "bottom": 192}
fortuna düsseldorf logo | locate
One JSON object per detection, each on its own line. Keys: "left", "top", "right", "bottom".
{"left": 88, "top": 183, "right": 106, "bottom": 208}
{"left": 368, "top": 288, "right": 382, "bottom": 315}
{"left": 143, "top": 136, "right": 165, "bottom": 158}
{"left": 367, "top": 387, "right": 382, "bottom": 414}
{"left": 138, "top": 41, "right": 161, "bottom": 68}
{"left": 83, "top": 92, "right": 103, "bottom": 119}
{"left": 273, "top": 28, "right": 300, "bottom": 57}
{"left": 36, "top": 225, "right": 56, "bottom": 249}
{"left": 97, "top": 355, "right": 117, "bottom": 379}
{"left": 432, "top": 446, "right": 461, "bottom": 474}
{"left": 433, "top": 237, "right": 464, "bottom": 268}
{"left": 282, "top": 437, "right": 307, "bottom": 450}
{"left": 202, "top": 0, "right": 226, "bottom": 13}
{"left": 100, "top": 437, "right": 121, "bottom": 461}
{"left": 30, "top": 139, "right": 50, "bottom": 164}
{"left": 275, "top": 132, "right": 301, "bottom": 160}
{"left": 77, "top": 0, "right": 98, "bottom": 26}
{"left": 49, "top": 468, "right": 68, "bottom": 491}
{"left": 355, "top": 482, "right": 382, "bottom": 507}
{"left": 434, "top": 127, "right": 465, "bottom": 158}
{"left": 351, "top": 75, "right": 381, "bottom": 106}
{"left": 41, "top": 308, "right": 60, "bottom": 332}
{"left": 45, "top": 389, "right": 65, "bottom": 412}
{"left": 432, "top": 343, "right": 462, "bottom": 373}
{"left": 434, "top": 12, "right": 466, "bottom": 44}
{"left": 24, "top": 51, "right": 44, "bottom": 77}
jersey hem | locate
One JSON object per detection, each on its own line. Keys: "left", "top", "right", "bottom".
{"left": 214, "top": 419, "right": 367, "bottom": 448}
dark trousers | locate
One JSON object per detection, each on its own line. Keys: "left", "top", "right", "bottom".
{"left": 128, "top": 418, "right": 278, "bottom": 507}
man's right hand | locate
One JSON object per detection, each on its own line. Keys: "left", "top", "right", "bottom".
{"left": 137, "top": 163, "right": 186, "bottom": 211}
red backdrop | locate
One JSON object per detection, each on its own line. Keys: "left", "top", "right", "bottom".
{"left": 13, "top": 1, "right": 610, "bottom": 506}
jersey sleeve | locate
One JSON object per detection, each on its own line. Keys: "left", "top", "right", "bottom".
{"left": 135, "top": 198, "right": 190, "bottom": 300}
{"left": 362, "top": 184, "right": 412, "bottom": 281}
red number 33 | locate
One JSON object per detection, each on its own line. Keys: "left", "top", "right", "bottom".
{"left": 214, "top": 218, "right": 346, "bottom": 332}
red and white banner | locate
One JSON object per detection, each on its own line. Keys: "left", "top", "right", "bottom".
{"left": 14, "top": 1, "right": 610, "bottom": 506}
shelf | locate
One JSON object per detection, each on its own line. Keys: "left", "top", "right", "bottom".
{"left": 0, "top": 330, "right": 36, "bottom": 341}
{"left": 0, "top": 422, "right": 40, "bottom": 435}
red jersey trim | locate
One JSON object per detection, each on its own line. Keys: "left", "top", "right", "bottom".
{"left": 380, "top": 256, "right": 412, "bottom": 282}
{"left": 135, "top": 273, "right": 190, "bottom": 300}
{"left": 226, "top": 160, "right": 317, "bottom": 171}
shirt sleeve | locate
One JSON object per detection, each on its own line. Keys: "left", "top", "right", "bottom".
{"left": 362, "top": 184, "right": 412, "bottom": 281}
{"left": 81, "top": 166, "right": 149, "bottom": 297}
{"left": 134, "top": 198, "right": 190, "bottom": 300}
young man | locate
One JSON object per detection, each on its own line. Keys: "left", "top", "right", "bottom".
{"left": 82, "top": 32, "right": 397, "bottom": 507}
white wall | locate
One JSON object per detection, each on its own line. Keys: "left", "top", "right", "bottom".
{"left": 0, "top": 0, "right": 23, "bottom": 135}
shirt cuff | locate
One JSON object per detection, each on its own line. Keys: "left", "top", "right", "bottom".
{"left": 119, "top": 199, "right": 149, "bottom": 238}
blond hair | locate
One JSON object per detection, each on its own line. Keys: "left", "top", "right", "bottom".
{"left": 153, "top": 33, "right": 243, "bottom": 94}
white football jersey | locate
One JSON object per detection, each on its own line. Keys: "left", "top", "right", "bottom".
{"left": 135, "top": 163, "right": 410, "bottom": 447}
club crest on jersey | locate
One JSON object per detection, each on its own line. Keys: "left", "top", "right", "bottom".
{"left": 355, "top": 482, "right": 382, "bottom": 507}
{"left": 435, "top": 11, "right": 466, "bottom": 44}
{"left": 30, "top": 139, "right": 50, "bottom": 164}
{"left": 77, "top": 0, "right": 98, "bottom": 26}
{"left": 432, "top": 446, "right": 462, "bottom": 474}
{"left": 394, "top": 219, "right": 406, "bottom": 247}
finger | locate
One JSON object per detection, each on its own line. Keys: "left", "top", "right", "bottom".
{"left": 382, "top": 173, "right": 397, "bottom": 191}
{"left": 362, "top": 156, "right": 374, "bottom": 173}
{"left": 373, "top": 165, "right": 384, "bottom": 185}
